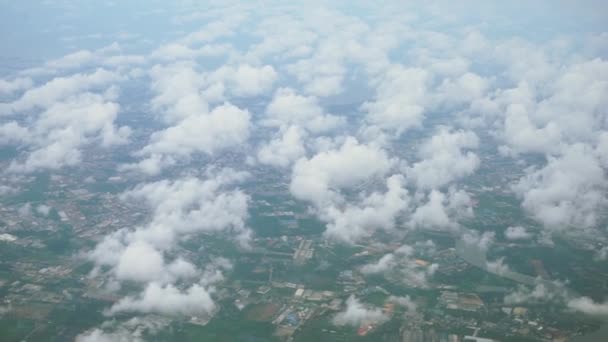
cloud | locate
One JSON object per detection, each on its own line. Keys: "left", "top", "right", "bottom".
{"left": 0, "top": 69, "right": 122, "bottom": 115}
{"left": 75, "top": 316, "right": 168, "bottom": 342}
{"left": 333, "top": 296, "right": 387, "bottom": 327}
{"left": 323, "top": 175, "right": 410, "bottom": 243}
{"left": 407, "top": 128, "right": 479, "bottom": 189}
{"left": 0, "top": 77, "right": 33, "bottom": 95}
{"left": 567, "top": 297, "right": 608, "bottom": 316}
{"left": 263, "top": 87, "right": 345, "bottom": 134}
{"left": 290, "top": 137, "right": 393, "bottom": 206}
{"left": 108, "top": 282, "right": 216, "bottom": 316}
{"left": 257, "top": 125, "right": 307, "bottom": 168}
{"left": 486, "top": 258, "right": 511, "bottom": 276}
{"left": 131, "top": 103, "right": 251, "bottom": 174}
{"left": 151, "top": 43, "right": 233, "bottom": 61}
{"left": 76, "top": 329, "right": 142, "bottom": 342}
{"left": 513, "top": 143, "right": 607, "bottom": 230}
{"left": 360, "top": 245, "right": 437, "bottom": 287}
{"left": 504, "top": 280, "right": 569, "bottom": 305}
{"left": 387, "top": 295, "right": 417, "bottom": 312}
{"left": 87, "top": 169, "right": 249, "bottom": 318}
{"left": 409, "top": 188, "right": 473, "bottom": 230}
{"left": 360, "top": 253, "right": 396, "bottom": 274}
{"left": 362, "top": 65, "right": 429, "bottom": 136}
{"left": 504, "top": 226, "right": 532, "bottom": 240}
{"left": 208, "top": 64, "right": 278, "bottom": 97}
{"left": 3, "top": 91, "right": 130, "bottom": 173}
{"left": 463, "top": 231, "right": 495, "bottom": 251}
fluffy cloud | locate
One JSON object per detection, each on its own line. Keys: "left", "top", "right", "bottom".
{"left": 362, "top": 65, "right": 429, "bottom": 136}
{"left": 0, "top": 77, "right": 33, "bottom": 95}
{"left": 486, "top": 258, "right": 511, "bottom": 276}
{"left": 108, "top": 282, "right": 215, "bottom": 316}
{"left": 135, "top": 103, "right": 250, "bottom": 169}
{"left": 75, "top": 317, "right": 167, "bottom": 342}
{"left": 257, "top": 125, "right": 307, "bottom": 168}
{"left": 208, "top": 64, "right": 278, "bottom": 97}
{"left": 0, "top": 69, "right": 122, "bottom": 115}
{"left": 333, "top": 296, "right": 387, "bottom": 327}
{"left": 463, "top": 231, "right": 495, "bottom": 251}
{"left": 407, "top": 128, "right": 479, "bottom": 189}
{"left": 263, "top": 87, "right": 345, "bottom": 133}
{"left": 388, "top": 295, "right": 417, "bottom": 313}
{"left": 360, "top": 245, "right": 437, "bottom": 287}
{"left": 290, "top": 137, "right": 393, "bottom": 206}
{"left": 2, "top": 91, "right": 130, "bottom": 173}
{"left": 567, "top": 297, "right": 608, "bottom": 316}
{"left": 360, "top": 253, "right": 396, "bottom": 274}
{"left": 513, "top": 144, "right": 607, "bottom": 230}
{"left": 87, "top": 169, "right": 249, "bottom": 317}
{"left": 409, "top": 188, "right": 473, "bottom": 230}
{"left": 323, "top": 175, "right": 410, "bottom": 243}
{"left": 504, "top": 226, "right": 532, "bottom": 240}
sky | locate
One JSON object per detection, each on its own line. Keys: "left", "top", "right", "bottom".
{"left": 0, "top": 1, "right": 608, "bottom": 340}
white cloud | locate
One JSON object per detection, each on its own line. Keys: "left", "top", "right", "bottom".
{"left": 463, "top": 231, "right": 495, "bottom": 251}
{"left": 360, "top": 253, "right": 396, "bottom": 274}
{"left": 0, "top": 69, "right": 122, "bottom": 115}
{"left": 135, "top": 103, "right": 250, "bottom": 171}
{"left": 568, "top": 297, "right": 608, "bottom": 316}
{"left": 513, "top": 144, "right": 607, "bottom": 230}
{"left": 388, "top": 295, "right": 417, "bottom": 312}
{"left": 263, "top": 87, "right": 345, "bottom": 134}
{"left": 208, "top": 64, "right": 278, "bottom": 97}
{"left": 86, "top": 169, "right": 248, "bottom": 322}
{"left": 407, "top": 128, "right": 479, "bottom": 189}
{"left": 257, "top": 125, "right": 307, "bottom": 168}
{"left": 333, "top": 296, "right": 387, "bottom": 327}
{"left": 3, "top": 91, "right": 130, "bottom": 173}
{"left": 290, "top": 137, "right": 393, "bottom": 206}
{"left": 151, "top": 43, "right": 233, "bottom": 61}
{"left": 486, "top": 258, "right": 510, "bottom": 276}
{"left": 362, "top": 65, "right": 429, "bottom": 136}
{"left": 410, "top": 188, "right": 473, "bottom": 230}
{"left": 323, "top": 175, "right": 410, "bottom": 243}
{"left": 108, "top": 282, "right": 215, "bottom": 316}
{"left": 504, "top": 226, "right": 532, "bottom": 240}
{"left": 0, "top": 77, "right": 33, "bottom": 95}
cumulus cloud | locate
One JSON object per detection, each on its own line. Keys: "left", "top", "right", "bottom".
{"left": 567, "top": 297, "right": 608, "bottom": 317}
{"left": 513, "top": 144, "right": 607, "bottom": 230}
{"left": 362, "top": 65, "right": 429, "bottom": 137}
{"left": 0, "top": 77, "right": 33, "bottom": 95}
{"left": 2, "top": 91, "right": 130, "bottom": 173}
{"left": 409, "top": 188, "right": 473, "bottom": 230}
{"left": 323, "top": 175, "right": 410, "bottom": 243}
{"left": 0, "top": 69, "right": 122, "bottom": 115}
{"left": 504, "top": 226, "right": 532, "bottom": 240}
{"left": 463, "top": 231, "right": 495, "bottom": 251}
{"left": 290, "top": 137, "right": 393, "bottom": 206}
{"left": 333, "top": 296, "right": 387, "bottom": 327}
{"left": 208, "top": 64, "right": 278, "bottom": 97}
{"left": 132, "top": 103, "right": 250, "bottom": 173}
{"left": 360, "top": 245, "right": 437, "bottom": 287}
{"left": 360, "top": 253, "right": 396, "bottom": 274}
{"left": 263, "top": 87, "right": 345, "bottom": 134}
{"left": 486, "top": 258, "right": 511, "bottom": 276}
{"left": 388, "top": 295, "right": 417, "bottom": 313}
{"left": 108, "top": 282, "right": 216, "bottom": 316}
{"left": 407, "top": 128, "right": 480, "bottom": 189}
{"left": 87, "top": 169, "right": 249, "bottom": 318}
{"left": 75, "top": 316, "right": 168, "bottom": 342}
{"left": 257, "top": 125, "right": 307, "bottom": 168}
